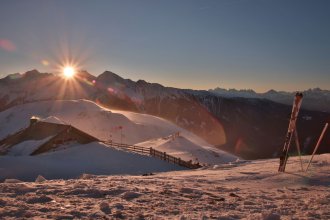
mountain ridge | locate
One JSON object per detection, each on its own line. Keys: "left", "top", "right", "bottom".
{"left": 3, "top": 69, "right": 329, "bottom": 108}
{"left": 210, "top": 87, "right": 330, "bottom": 112}
{"left": 0, "top": 69, "right": 329, "bottom": 159}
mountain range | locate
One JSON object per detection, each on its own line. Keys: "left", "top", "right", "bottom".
{"left": 209, "top": 87, "right": 330, "bottom": 113}
{"left": 0, "top": 69, "right": 329, "bottom": 159}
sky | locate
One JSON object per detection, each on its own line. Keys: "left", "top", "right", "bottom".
{"left": 0, "top": 0, "right": 329, "bottom": 92}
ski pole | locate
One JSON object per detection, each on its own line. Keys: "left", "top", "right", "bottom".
{"left": 305, "top": 123, "right": 328, "bottom": 172}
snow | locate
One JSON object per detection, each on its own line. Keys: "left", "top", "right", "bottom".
{"left": 110, "top": 109, "right": 206, "bottom": 145}
{"left": 39, "top": 116, "right": 66, "bottom": 124}
{"left": 136, "top": 135, "right": 237, "bottom": 165}
{"left": 0, "top": 142, "right": 185, "bottom": 182}
{"left": 209, "top": 87, "right": 330, "bottom": 112}
{"left": 112, "top": 109, "right": 238, "bottom": 164}
{"left": 7, "top": 137, "right": 53, "bottom": 156}
{"left": 0, "top": 154, "right": 328, "bottom": 219}
{"left": 0, "top": 99, "right": 237, "bottom": 164}
{"left": 0, "top": 100, "right": 181, "bottom": 144}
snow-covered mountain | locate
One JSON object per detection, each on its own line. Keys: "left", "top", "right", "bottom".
{"left": 0, "top": 99, "right": 237, "bottom": 165}
{"left": 0, "top": 70, "right": 329, "bottom": 159}
{"left": 93, "top": 71, "right": 330, "bottom": 159}
{"left": 0, "top": 70, "right": 97, "bottom": 111}
{"left": 210, "top": 87, "right": 330, "bottom": 113}
{"left": 0, "top": 70, "right": 227, "bottom": 149}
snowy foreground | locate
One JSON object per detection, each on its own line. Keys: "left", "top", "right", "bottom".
{"left": 0, "top": 142, "right": 184, "bottom": 182}
{"left": 0, "top": 154, "right": 329, "bottom": 219}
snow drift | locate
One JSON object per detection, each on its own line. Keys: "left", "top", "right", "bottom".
{"left": 0, "top": 142, "right": 184, "bottom": 181}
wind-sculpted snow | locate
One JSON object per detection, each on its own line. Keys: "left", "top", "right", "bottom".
{"left": 0, "top": 142, "right": 184, "bottom": 181}
{"left": 0, "top": 154, "right": 328, "bottom": 219}
{"left": 136, "top": 135, "right": 237, "bottom": 165}
{"left": 7, "top": 137, "right": 53, "bottom": 156}
{"left": 0, "top": 99, "right": 178, "bottom": 144}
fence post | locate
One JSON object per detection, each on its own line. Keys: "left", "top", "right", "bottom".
{"left": 104, "top": 141, "right": 200, "bottom": 169}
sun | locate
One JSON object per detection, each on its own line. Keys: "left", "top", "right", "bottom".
{"left": 63, "top": 66, "right": 76, "bottom": 78}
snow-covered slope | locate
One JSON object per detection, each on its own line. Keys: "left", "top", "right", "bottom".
{"left": 107, "top": 109, "right": 237, "bottom": 164}
{"left": 111, "top": 109, "right": 215, "bottom": 147}
{"left": 136, "top": 135, "right": 236, "bottom": 165}
{"left": 0, "top": 99, "right": 237, "bottom": 164}
{"left": 0, "top": 142, "right": 184, "bottom": 181}
{"left": 0, "top": 99, "right": 173, "bottom": 144}
{"left": 0, "top": 154, "right": 328, "bottom": 219}
{"left": 7, "top": 137, "right": 53, "bottom": 156}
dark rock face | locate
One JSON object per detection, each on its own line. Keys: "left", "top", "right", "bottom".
{"left": 0, "top": 70, "right": 329, "bottom": 159}
{"left": 142, "top": 95, "right": 227, "bottom": 147}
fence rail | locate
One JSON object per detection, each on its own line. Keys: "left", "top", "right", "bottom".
{"left": 102, "top": 141, "right": 201, "bottom": 169}
{"left": 108, "top": 142, "right": 150, "bottom": 155}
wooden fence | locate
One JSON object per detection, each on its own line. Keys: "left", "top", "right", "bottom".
{"left": 103, "top": 141, "right": 201, "bottom": 169}
{"left": 106, "top": 142, "right": 150, "bottom": 155}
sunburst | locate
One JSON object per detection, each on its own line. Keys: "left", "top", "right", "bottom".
{"left": 63, "top": 66, "right": 76, "bottom": 78}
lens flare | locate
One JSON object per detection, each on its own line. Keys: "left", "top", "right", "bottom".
{"left": 41, "top": 59, "right": 49, "bottom": 66}
{"left": 0, "top": 39, "right": 16, "bottom": 52}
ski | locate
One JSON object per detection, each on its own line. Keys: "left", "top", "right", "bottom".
{"left": 278, "top": 92, "right": 303, "bottom": 172}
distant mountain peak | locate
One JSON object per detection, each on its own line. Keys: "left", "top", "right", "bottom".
{"left": 24, "top": 69, "right": 40, "bottom": 75}
{"left": 136, "top": 79, "right": 147, "bottom": 84}
{"left": 22, "top": 69, "right": 54, "bottom": 79}
{"left": 76, "top": 70, "right": 96, "bottom": 81}
{"left": 265, "top": 89, "right": 277, "bottom": 94}
{"left": 0, "top": 69, "right": 53, "bottom": 83}
{"left": 1, "top": 72, "right": 22, "bottom": 81}
{"left": 98, "top": 71, "right": 125, "bottom": 82}
{"left": 23, "top": 69, "right": 51, "bottom": 79}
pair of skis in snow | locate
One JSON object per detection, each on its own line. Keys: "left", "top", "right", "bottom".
{"left": 278, "top": 93, "right": 329, "bottom": 172}
{"left": 278, "top": 93, "right": 303, "bottom": 172}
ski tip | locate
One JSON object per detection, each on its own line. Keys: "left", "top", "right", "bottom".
{"left": 295, "top": 92, "right": 303, "bottom": 98}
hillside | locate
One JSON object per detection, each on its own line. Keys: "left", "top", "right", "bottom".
{"left": 0, "top": 70, "right": 329, "bottom": 159}
{"left": 0, "top": 99, "right": 236, "bottom": 165}
{"left": 0, "top": 154, "right": 328, "bottom": 219}
{"left": 136, "top": 135, "right": 236, "bottom": 165}
{"left": 0, "top": 142, "right": 185, "bottom": 182}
